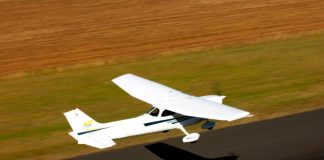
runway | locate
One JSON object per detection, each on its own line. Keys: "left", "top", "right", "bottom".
{"left": 66, "top": 109, "right": 324, "bottom": 160}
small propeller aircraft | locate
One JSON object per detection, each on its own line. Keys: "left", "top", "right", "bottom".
{"left": 64, "top": 74, "right": 250, "bottom": 149}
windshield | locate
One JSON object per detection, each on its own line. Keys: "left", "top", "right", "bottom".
{"left": 162, "top": 110, "right": 175, "bottom": 117}
{"left": 146, "top": 107, "right": 160, "bottom": 117}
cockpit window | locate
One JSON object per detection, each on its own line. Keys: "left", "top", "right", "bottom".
{"left": 146, "top": 107, "right": 155, "bottom": 114}
{"left": 147, "top": 107, "right": 160, "bottom": 117}
{"left": 162, "top": 110, "right": 175, "bottom": 117}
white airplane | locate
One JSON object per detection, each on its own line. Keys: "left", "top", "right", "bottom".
{"left": 64, "top": 74, "right": 250, "bottom": 149}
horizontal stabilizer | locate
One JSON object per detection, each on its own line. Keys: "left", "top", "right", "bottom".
{"left": 70, "top": 131, "right": 116, "bottom": 149}
{"left": 200, "top": 95, "right": 226, "bottom": 104}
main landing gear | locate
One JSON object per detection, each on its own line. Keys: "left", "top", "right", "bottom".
{"left": 201, "top": 120, "right": 215, "bottom": 130}
{"left": 178, "top": 119, "right": 215, "bottom": 143}
{"left": 178, "top": 126, "right": 200, "bottom": 143}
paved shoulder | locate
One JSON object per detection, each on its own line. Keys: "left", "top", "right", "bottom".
{"left": 66, "top": 109, "right": 324, "bottom": 160}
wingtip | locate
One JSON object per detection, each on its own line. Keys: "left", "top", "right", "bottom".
{"left": 112, "top": 73, "right": 133, "bottom": 83}
{"left": 227, "top": 111, "right": 250, "bottom": 122}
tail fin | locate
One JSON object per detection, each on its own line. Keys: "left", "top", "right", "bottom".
{"left": 64, "top": 108, "right": 100, "bottom": 132}
{"left": 64, "top": 108, "right": 116, "bottom": 149}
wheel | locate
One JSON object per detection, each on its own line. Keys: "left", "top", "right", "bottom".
{"left": 201, "top": 120, "right": 215, "bottom": 130}
{"left": 182, "top": 133, "right": 200, "bottom": 143}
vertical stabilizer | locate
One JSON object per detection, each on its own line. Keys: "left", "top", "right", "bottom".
{"left": 64, "top": 108, "right": 100, "bottom": 132}
{"left": 64, "top": 108, "right": 116, "bottom": 149}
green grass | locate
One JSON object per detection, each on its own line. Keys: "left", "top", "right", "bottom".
{"left": 0, "top": 32, "right": 324, "bottom": 160}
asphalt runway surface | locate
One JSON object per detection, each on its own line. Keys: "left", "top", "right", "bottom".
{"left": 66, "top": 109, "right": 324, "bottom": 160}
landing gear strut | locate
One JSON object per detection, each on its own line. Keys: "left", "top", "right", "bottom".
{"left": 201, "top": 120, "right": 215, "bottom": 130}
{"left": 178, "top": 126, "right": 200, "bottom": 143}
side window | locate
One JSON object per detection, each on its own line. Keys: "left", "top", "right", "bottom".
{"left": 162, "top": 110, "right": 175, "bottom": 117}
{"left": 149, "top": 108, "right": 160, "bottom": 117}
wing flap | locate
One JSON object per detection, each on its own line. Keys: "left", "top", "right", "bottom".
{"left": 112, "top": 74, "right": 249, "bottom": 121}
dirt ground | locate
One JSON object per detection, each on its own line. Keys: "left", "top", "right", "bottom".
{"left": 0, "top": 0, "right": 324, "bottom": 76}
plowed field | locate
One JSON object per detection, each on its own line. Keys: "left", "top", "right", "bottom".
{"left": 1, "top": 0, "right": 324, "bottom": 76}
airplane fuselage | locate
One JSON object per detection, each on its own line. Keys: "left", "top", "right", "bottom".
{"left": 74, "top": 113, "right": 203, "bottom": 140}
{"left": 65, "top": 73, "right": 249, "bottom": 149}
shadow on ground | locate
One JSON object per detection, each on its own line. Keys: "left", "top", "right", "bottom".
{"left": 145, "top": 142, "right": 239, "bottom": 160}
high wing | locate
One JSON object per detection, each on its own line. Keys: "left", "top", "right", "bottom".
{"left": 112, "top": 74, "right": 250, "bottom": 121}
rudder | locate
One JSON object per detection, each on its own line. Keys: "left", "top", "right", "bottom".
{"left": 64, "top": 108, "right": 100, "bottom": 132}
